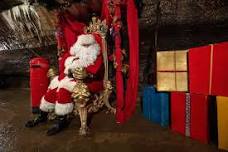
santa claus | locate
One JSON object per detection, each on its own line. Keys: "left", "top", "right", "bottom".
{"left": 26, "top": 34, "right": 104, "bottom": 136}
{"left": 26, "top": 0, "right": 139, "bottom": 134}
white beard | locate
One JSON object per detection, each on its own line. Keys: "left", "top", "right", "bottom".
{"left": 64, "top": 43, "right": 100, "bottom": 74}
{"left": 73, "top": 43, "right": 100, "bottom": 68}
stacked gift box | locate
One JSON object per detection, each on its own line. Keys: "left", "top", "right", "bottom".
{"left": 142, "top": 85, "right": 169, "bottom": 127}
{"left": 142, "top": 42, "right": 228, "bottom": 150}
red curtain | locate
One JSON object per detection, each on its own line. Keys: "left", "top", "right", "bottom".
{"left": 114, "top": 0, "right": 139, "bottom": 123}
{"left": 124, "top": 0, "right": 139, "bottom": 121}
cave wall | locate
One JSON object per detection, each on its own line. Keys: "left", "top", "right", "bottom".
{"left": 1, "top": 0, "right": 228, "bottom": 88}
{"left": 0, "top": 45, "right": 57, "bottom": 88}
{"left": 140, "top": 0, "right": 228, "bottom": 28}
{"left": 139, "top": 0, "right": 228, "bottom": 49}
{"left": 139, "top": 0, "right": 228, "bottom": 88}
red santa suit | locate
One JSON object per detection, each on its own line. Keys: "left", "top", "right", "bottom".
{"left": 40, "top": 34, "right": 104, "bottom": 116}
{"left": 39, "top": 75, "right": 76, "bottom": 116}
{"left": 56, "top": 11, "right": 86, "bottom": 80}
{"left": 39, "top": 12, "right": 86, "bottom": 115}
{"left": 39, "top": 76, "right": 59, "bottom": 113}
{"left": 69, "top": 34, "right": 104, "bottom": 93}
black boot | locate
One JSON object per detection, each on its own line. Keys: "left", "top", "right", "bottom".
{"left": 46, "top": 115, "right": 71, "bottom": 136}
{"left": 25, "top": 111, "right": 48, "bottom": 128}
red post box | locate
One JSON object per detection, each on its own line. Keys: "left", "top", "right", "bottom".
{"left": 30, "top": 57, "right": 49, "bottom": 113}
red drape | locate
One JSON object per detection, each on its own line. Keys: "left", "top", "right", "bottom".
{"left": 124, "top": 0, "right": 139, "bottom": 121}
{"left": 109, "top": 3, "right": 125, "bottom": 123}
{"left": 112, "top": 0, "right": 139, "bottom": 123}
{"left": 114, "top": 24, "right": 125, "bottom": 123}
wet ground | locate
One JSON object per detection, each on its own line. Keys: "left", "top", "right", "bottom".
{"left": 0, "top": 89, "right": 224, "bottom": 152}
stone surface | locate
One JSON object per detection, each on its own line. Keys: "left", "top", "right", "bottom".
{"left": 0, "top": 89, "right": 220, "bottom": 152}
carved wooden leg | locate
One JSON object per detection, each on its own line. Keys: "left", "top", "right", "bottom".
{"left": 103, "top": 80, "right": 116, "bottom": 114}
{"left": 77, "top": 105, "right": 89, "bottom": 136}
{"left": 71, "top": 68, "right": 91, "bottom": 136}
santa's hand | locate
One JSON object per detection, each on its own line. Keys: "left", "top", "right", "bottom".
{"left": 72, "top": 67, "right": 88, "bottom": 80}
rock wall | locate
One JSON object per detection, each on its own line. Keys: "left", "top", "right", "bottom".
{"left": 140, "top": 0, "right": 228, "bottom": 28}
{"left": 139, "top": 0, "right": 228, "bottom": 89}
{"left": 0, "top": 45, "right": 57, "bottom": 88}
{"left": 1, "top": 1, "right": 228, "bottom": 88}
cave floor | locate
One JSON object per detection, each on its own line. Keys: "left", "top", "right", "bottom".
{"left": 0, "top": 89, "right": 222, "bottom": 152}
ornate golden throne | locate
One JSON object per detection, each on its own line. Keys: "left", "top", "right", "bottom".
{"left": 70, "top": 17, "right": 116, "bottom": 136}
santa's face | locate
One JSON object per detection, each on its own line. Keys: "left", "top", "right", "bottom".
{"left": 67, "top": 34, "right": 101, "bottom": 71}
{"left": 81, "top": 44, "right": 91, "bottom": 48}
{"left": 75, "top": 42, "right": 100, "bottom": 61}
{"left": 64, "top": 42, "right": 100, "bottom": 75}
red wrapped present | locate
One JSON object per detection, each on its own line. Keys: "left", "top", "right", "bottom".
{"left": 189, "top": 42, "right": 228, "bottom": 96}
{"left": 212, "top": 42, "right": 228, "bottom": 96}
{"left": 171, "top": 92, "right": 209, "bottom": 143}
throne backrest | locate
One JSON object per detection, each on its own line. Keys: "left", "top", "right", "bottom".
{"left": 84, "top": 16, "right": 109, "bottom": 83}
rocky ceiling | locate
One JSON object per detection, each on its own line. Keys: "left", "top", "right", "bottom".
{"left": 0, "top": 1, "right": 56, "bottom": 51}
{"left": 0, "top": 0, "right": 23, "bottom": 12}
{"left": 0, "top": 0, "right": 228, "bottom": 51}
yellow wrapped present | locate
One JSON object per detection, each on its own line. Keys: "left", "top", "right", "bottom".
{"left": 157, "top": 50, "right": 188, "bottom": 91}
{"left": 217, "top": 96, "right": 228, "bottom": 151}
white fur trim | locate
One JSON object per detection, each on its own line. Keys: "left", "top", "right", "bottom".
{"left": 64, "top": 67, "right": 70, "bottom": 75}
{"left": 64, "top": 56, "right": 77, "bottom": 68}
{"left": 70, "top": 34, "right": 96, "bottom": 55}
{"left": 57, "top": 76, "right": 76, "bottom": 92}
{"left": 55, "top": 102, "right": 74, "bottom": 115}
{"left": 64, "top": 56, "right": 78, "bottom": 75}
{"left": 39, "top": 97, "right": 55, "bottom": 112}
{"left": 48, "top": 76, "right": 59, "bottom": 89}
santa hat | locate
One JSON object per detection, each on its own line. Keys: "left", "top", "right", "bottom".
{"left": 70, "top": 34, "right": 96, "bottom": 56}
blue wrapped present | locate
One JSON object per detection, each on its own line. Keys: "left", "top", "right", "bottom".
{"left": 142, "top": 86, "right": 169, "bottom": 127}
